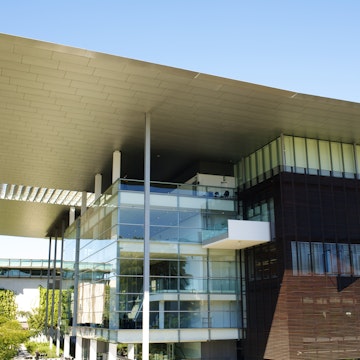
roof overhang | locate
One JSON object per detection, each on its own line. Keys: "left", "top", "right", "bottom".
{"left": 1, "top": 33, "right": 360, "bottom": 237}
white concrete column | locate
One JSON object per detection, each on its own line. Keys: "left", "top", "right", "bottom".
{"left": 81, "top": 191, "right": 87, "bottom": 216}
{"left": 159, "top": 300, "right": 165, "bottom": 329}
{"left": 95, "top": 173, "right": 102, "bottom": 201}
{"left": 69, "top": 206, "right": 76, "bottom": 225}
{"left": 75, "top": 336, "right": 83, "bottom": 360}
{"left": 108, "top": 343, "right": 118, "bottom": 360}
{"left": 63, "top": 335, "right": 70, "bottom": 358}
{"left": 89, "top": 339, "right": 97, "bottom": 360}
{"left": 128, "top": 343, "right": 135, "bottom": 360}
{"left": 112, "top": 150, "right": 121, "bottom": 183}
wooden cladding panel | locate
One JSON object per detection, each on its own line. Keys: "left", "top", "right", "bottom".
{"left": 265, "top": 270, "right": 360, "bottom": 360}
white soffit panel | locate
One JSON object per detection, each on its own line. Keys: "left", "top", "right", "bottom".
{"left": 202, "top": 219, "right": 271, "bottom": 250}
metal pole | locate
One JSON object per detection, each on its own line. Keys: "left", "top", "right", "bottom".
{"left": 142, "top": 112, "right": 151, "bottom": 360}
{"left": 56, "top": 221, "right": 65, "bottom": 356}
{"left": 73, "top": 219, "right": 81, "bottom": 336}
{"left": 45, "top": 237, "right": 52, "bottom": 338}
{"left": 50, "top": 231, "right": 58, "bottom": 349}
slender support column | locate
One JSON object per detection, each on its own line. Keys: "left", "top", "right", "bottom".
{"left": 95, "top": 173, "right": 102, "bottom": 201}
{"left": 143, "top": 112, "right": 151, "bottom": 360}
{"left": 128, "top": 344, "right": 135, "bottom": 360}
{"left": 81, "top": 191, "right": 87, "bottom": 215}
{"left": 69, "top": 206, "right": 76, "bottom": 225}
{"left": 50, "top": 231, "right": 58, "bottom": 349}
{"left": 108, "top": 343, "right": 118, "bottom": 360}
{"left": 56, "top": 222, "right": 65, "bottom": 356}
{"left": 45, "top": 237, "right": 52, "bottom": 338}
{"left": 112, "top": 150, "right": 121, "bottom": 183}
{"left": 75, "top": 336, "right": 83, "bottom": 360}
{"left": 72, "top": 219, "right": 81, "bottom": 338}
{"left": 64, "top": 334, "right": 70, "bottom": 358}
{"left": 89, "top": 339, "right": 97, "bottom": 360}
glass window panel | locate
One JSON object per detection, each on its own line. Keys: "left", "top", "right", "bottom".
{"left": 283, "top": 135, "right": 295, "bottom": 168}
{"left": 150, "top": 226, "right": 178, "bottom": 242}
{"left": 210, "top": 260, "right": 236, "bottom": 277}
{"left": 256, "top": 149, "right": 264, "bottom": 179}
{"left": 250, "top": 153, "right": 257, "bottom": 182}
{"left": 150, "top": 259, "right": 178, "bottom": 276}
{"left": 263, "top": 144, "right": 271, "bottom": 175}
{"left": 298, "top": 242, "right": 311, "bottom": 275}
{"left": 119, "top": 224, "right": 144, "bottom": 240}
{"left": 120, "top": 259, "right": 143, "bottom": 275}
{"left": 245, "top": 157, "right": 251, "bottom": 184}
{"left": 270, "top": 139, "right": 280, "bottom": 168}
{"left": 179, "top": 210, "right": 201, "bottom": 227}
{"left": 180, "top": 310, "right": 202, "bottom": 328}
{"left": 324, "top": 243, "right": 337, "bottom": 274}
{"left": 351, "top": 244, "right": 360, "bottom": 276}
{"left": 342, "top": 143, "right": 355, "bottom": 177}
{"left": 119, "top": 207, "right": 144, "bottom": 225}
{"left": 276, "top": 137, "right": 283, "bottom": 167}
{"left": 119, "top": 276, "right": 143, "bottom": 294}
{"left": 319, "top": 140, "right": 331, "bottom": 175}
{"left": 330, "top": 141, "right": 343, "bottom": 176}
{"left": 356, "top": 145, "right": 360, "bottom": 177}
{"left": 179, "top": 227, "right": 201, "bottom": 243}
{"left": 306, "top": 138, "right": 319, "bottom": 174}
{"left": 338, "top": 243, "right": 351, "bottom": 274}
{"left": 164, "top": 312, "right": 179, "bottom": 328}
{"left": 294, "top": 137, "right": 307, "bottom": 171}
{"left": 311, "top": 242, "right": 324, "bottom": 274}
{"left": 248, "top": 249, "right": 255, "bottom": 280}
{"left": 234, "top": 161, "right": 243, "bottom": 185}
{"left": 291, "top": 242, "right": 298, "bottom": 275}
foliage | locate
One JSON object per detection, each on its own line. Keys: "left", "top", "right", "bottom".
{"left": 26, "top": 341, "right": 62, "bottom": 358}
{"left": 0, "top": 289, "right": 17, "bottom": 319}
{"left": 27, "top": 287, "right": 72, "bottom": 335}
{"left": 0, "top": 316, "right": 31, "bottom": 360}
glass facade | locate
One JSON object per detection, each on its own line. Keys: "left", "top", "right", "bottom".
{"left": 0, "top": 259, "right": 62, "bottom": 278}
{"left": 292, "top": 241, "right": 360, "bottom": 276}
{"left": 62, "top": 179, "right": 240, "bottom": 338}
{"left": 236, "top": 135, "right": 360, "bottom": 188}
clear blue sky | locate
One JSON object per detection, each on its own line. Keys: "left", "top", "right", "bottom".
{"left": 1, "top": 0, "right": 360, "bottom": 103}
{"left": 0, "top": 1, "right": 359, "bottom": 254}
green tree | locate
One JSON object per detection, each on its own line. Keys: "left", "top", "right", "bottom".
{"left": 0, "top": 316, "right": 31, "bottom": 359}
{"left": 27, "top": 287, "right": 72, "bottom": 335}
{"left": 0, "top": 289, "right": 17, "bottom": 319}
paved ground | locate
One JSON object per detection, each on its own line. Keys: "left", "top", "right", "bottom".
{"left": 13, "top": 344, "right": 33, "bottom": 359}
{"left": 13, "top": 344, "right": 61, "bottom": 360}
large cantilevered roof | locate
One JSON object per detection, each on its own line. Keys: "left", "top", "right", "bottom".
{"left": 1, "top": 33, "right": 360, "bottom": 238}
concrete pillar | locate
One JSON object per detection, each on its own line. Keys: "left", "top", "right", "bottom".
{"left": 75, "top": 336, "right": 83, "bottom": 360}
{"left": 89, "top": 339, "right": 97, "bottom": 360}
{"left": 128, "top": 343, "right": 135, "bottom": 360}
{"left": 112, "top": 150, "right": 121, "bottom": 183}
{"left": 108, "top": 343, "right": 117, "bottom": 360}
{"left": 81, "top": 191, "right": 87, "bottom": 216}
{"left": 63, "top": 335, "right": 70, "bottom": 358}
{"left": 69, "top": 206, "right": 76, "bottom": 225}
{"left": 95, "top": 173, "right": 102, "bottom": 201}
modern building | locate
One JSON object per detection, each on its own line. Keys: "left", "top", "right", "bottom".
{"left": 1, "top": 33, "right": 360, "bottom": 360}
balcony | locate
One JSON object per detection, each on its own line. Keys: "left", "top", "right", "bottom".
{"left": 202, "top": 219, "right": 270, "bottom": 250}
